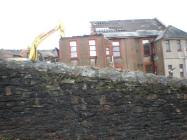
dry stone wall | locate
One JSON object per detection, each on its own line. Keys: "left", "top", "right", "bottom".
{"left": 0, "top": 60, "right": 187, "bottom": 140}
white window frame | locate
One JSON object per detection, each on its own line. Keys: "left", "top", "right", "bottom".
{"left": 70, "top": 41, "right": 78, "bottom": 58}
{"left": 112, "top": 41, "right": 120, "bottom": 57}
{"left": 106, "top": 47, "right": 110, "bottom": 56}
{"left": 89, "top": 40, "right": 96, "bottom": 57}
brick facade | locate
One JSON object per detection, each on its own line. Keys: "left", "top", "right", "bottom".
{"left": 59, "top": 35, "right": 107, "bottom": 68}
{"left": 59, "top": 35, "right": 156, "bottom": 73}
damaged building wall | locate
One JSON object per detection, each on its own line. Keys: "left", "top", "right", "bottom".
{"left": 109, "top": 38, "right": 143, "bottom": 70}
{"left": 154, "top": 40, "right": 165, "bottom": 75}
{"left": 103, "top": 37, "right": 155, "bottom": 72}
{"left": 59, "top": 35, "right": 155, "bottom": 73}
{"left": 59, "top": 35, "right": 106, "bottom": 67}
{"left": 0, "top": 61, "right": 187, "bottom": 140}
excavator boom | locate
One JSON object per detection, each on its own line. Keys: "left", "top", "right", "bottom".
{"left": 28, "top": 23, "right": 64, "bottom": 62}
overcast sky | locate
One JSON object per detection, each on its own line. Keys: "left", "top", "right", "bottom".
{"left": 0, "top": 0, "right": 186, "bottom": 50}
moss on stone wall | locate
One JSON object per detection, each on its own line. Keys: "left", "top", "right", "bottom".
{"left": 0, "top": 61, "right": 187, "bottom": 140}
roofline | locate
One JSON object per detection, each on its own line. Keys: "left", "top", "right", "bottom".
{"left": 155, "top": 25, "right": 187, "bottom": 41}
{"left": 90, "top": 18, "right": 162, "bottom": 23}
{"left": 154, "top": 18, "right": 166, "bottom": 28}
{"left": 60, "top": 34, "right": 103, "bottom": 40}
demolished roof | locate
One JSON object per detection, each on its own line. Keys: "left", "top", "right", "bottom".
{"left": 90, "top": 18, "right": 166, "bottom": 33}
{"left": 155, "top": 25, "right": 187, "bottom": 40}
{"left": 103, "top": 30, "right": 162, "bottom": 39}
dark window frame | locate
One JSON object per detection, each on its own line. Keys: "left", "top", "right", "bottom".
{"left": 165, "top": 40, "right": 171, "bottom": 52}
{"left": 168, "top": 64, "right": 173, "bottom": 77}
{"left": 180, "top": 72, "right": 184, "bottom": 78}
{"left": 142, "top": 40, "right": 151, "bottom": 56}
{"left": 179, "top": 64, "right": 183, "bottom": 69}
{"left": 177, "top": 40, "right": 182, "bottom": 51}
{"left": 179, "top": 64, "right": 184, "bottom": 78}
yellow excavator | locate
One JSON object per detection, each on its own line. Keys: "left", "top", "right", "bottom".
{"left": 27, "top": 23, "right": 64, "bottom": 62}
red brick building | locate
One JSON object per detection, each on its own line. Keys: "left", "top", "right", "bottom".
{"left": 59, "top": 34, "right": 107, "bottom": 67}
{"left": 59, "top": 18, "right": 166, "bottom": 73}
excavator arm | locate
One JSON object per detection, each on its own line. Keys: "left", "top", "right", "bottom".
{"left": 28, "top": 23, "right": 64, "bottom": 62}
